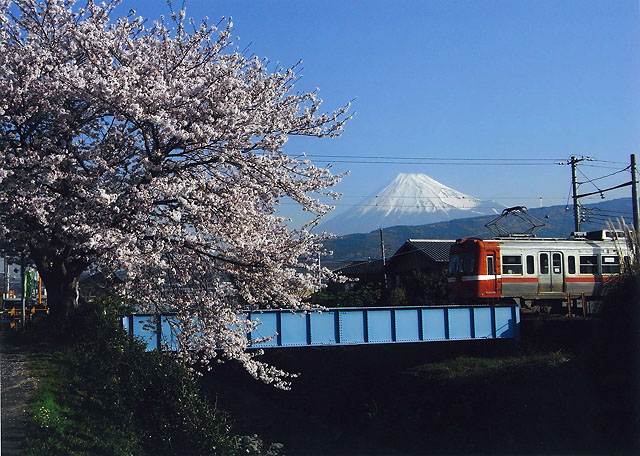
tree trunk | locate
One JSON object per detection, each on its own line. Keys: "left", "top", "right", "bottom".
{"left": 43, "top": 274, "right": 79, "bottom": 323}
{"left": 31, "top": 249, "right": 85, "bottom": 326}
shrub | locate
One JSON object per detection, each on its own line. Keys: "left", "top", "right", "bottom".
{"left": 311, "top": 283, "right": 382, "bottom": 307}
{"left": 598, "top": 267, "right": 640, "bottom": 366}
{"left": 27, "top": 298, "right": 240, "bottom": 456}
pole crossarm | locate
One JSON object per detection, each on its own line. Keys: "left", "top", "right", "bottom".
{"left": 576, "top": 180, "right": 635, "bottom": 199}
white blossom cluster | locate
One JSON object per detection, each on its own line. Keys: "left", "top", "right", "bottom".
{"left": 0, "top": 0, "right": 350, "bottom": 388}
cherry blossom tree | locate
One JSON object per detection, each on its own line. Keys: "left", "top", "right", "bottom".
{"left": 0, "top": 0, "right": 349, "bottom": 387}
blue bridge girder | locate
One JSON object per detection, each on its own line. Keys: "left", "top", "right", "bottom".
{"left": 122, "top": 305, "right": 520, "bottom": 352}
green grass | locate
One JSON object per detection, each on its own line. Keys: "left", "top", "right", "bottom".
{"left": 24, "top": 300, "right": 241, "bottom": 456}
{"left": 395, "top": 349, "right": 635, "bottom": 454}
{"left": 26, "top": 347, "right": 142, "bottom": 456}
{"left": 407, "top": 351, "right": 570, "bottom": 383}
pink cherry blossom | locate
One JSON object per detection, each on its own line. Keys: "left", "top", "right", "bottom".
{"left": 0, "top": 0, "right": 350, "bottom": 388}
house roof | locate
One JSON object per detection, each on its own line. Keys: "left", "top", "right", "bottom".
{"left": 392, "top": 239, "right": 455, "bottom": 263}
{"left": 334, "top": 259, "right": 384, "bottom": 275}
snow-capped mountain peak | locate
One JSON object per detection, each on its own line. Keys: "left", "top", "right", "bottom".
{"left": 319, "top": 173, "right": 502, "bottom": 235}
{"left": 362, "top": 173, "right": 482, "bottom": 216}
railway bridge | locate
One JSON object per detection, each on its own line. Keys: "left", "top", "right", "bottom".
{"left": 122, "top": 304, "right": 520, "bottom": 351}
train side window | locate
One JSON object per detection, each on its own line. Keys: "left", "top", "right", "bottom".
{"left": 579, "top": 255, "right": 597, "bottom": 274}
{"left": 502, "top": 255, "right": 522, "bottom": 275}
{"left": 601, "top": 256, "right": 620, "bottom": 274}
{"left": 568, "top": 256, "right": 576, "bottom": 274}
{"left": 539, "top": 253, "right": 549, "bottom": 274}
{"left": 526, "top": 255, "right": 534, "bottom": 274}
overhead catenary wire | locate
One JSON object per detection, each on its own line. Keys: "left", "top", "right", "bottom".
{"left": 577, "top": 165, "right": 631, "bottom": 183}
{"left": 309, "top": 160, "right": 561, "bottom": 166}
{"left": 578, "top": 164, "right": 628, "bottom": 170}
{"left": 335, "top": 195, "right": 565, "bottom": 200}
{"left": 302, "top": 154, "right": 628, "bottom": 165}
{"left": 303, "top": 154, "right": 564, "bottom": 161}
{"left": 577, "top": 167, "right": 606, "bottom": 197}
{"left": 589, "top": 209, "right": 634, "bottom": 216}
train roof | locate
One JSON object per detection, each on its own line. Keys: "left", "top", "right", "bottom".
{"left": 457, "top": 229, "right": 628, "bottom": 243}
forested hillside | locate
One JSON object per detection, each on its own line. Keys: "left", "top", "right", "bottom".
{"left": 322, "top": 198, "right": 633, "bottom": 268}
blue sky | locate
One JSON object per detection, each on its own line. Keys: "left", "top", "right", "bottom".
{"left": 120, "top": 0, "right": 639, "bottom": 224}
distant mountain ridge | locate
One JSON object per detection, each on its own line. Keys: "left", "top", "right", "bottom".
{"left": 319, "top": 173, "right": 504, "bottom": 235}
{"left": 321, "top": 197, "right": 634, "bottom": 269}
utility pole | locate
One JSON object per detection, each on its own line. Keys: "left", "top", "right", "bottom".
{"left": 631, "top": 154, "right": 639, "bottom": 249}
{"left": 569, "top": 156, "right": 583, "bottom": 233}
{"left": 20, "top": 251, "right": 25, "bottom": 331}
{"left": 3, "top": 256, "right": 8, "bottom": 300}
{"left": 564, "top": 154, "right": 638, "bottom": 244}
{"left": 379, "top": 228, "right": 387, "bottom": 289}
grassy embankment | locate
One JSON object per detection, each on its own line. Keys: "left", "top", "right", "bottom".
{"left": 23, "top": 299, "right": 277, "bottom": 456}
{"left": 22, "top": 270, "right": 639, "bottom": 455}
{"left": 201, "top": 333, "right": 637, "bottom": 455}
{"left": 202, "top": 272, "right": 639, "bottom": 455}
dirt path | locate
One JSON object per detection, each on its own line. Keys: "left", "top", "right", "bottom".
{"left": 1, "top": 330, "right": 37, "bottom": 455}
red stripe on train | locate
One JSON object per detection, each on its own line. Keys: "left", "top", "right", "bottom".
{"left": 565, "top": 276, "right": 610, "bottom": 283}
{"left": 501, "top": 277, "right": 538, "bottom": 283}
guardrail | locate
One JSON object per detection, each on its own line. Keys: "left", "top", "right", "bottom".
{"left": 122, "top": 304, "right": 520, "bottom": 351}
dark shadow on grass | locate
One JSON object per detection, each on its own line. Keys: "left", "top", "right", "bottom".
{"left": 202, "top": 327, "right": 638, "bottom": 455}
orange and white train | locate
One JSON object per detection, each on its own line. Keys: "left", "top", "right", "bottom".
{"left": 447, "top": 230, "right": 632, "bottom": 309}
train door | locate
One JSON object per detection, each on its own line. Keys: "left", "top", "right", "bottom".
{"left": 538, "top": 252, "right": 565, "bottom": 293}
{"left": 485, "top": 251, "right": 498, "bottom": 295}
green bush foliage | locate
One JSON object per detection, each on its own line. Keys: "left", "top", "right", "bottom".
{"left": 311, "top": 283, "right": 382, "bottom": 307}
{"left": 402, "top": 269, "right": 449, "bottom": 305}
{"left": 598, "top": 267, "right": 640, "bottom": 365}
{"left": 27, "top": 298, "right": 240, "bottom": 456}
{"left": 387, "top": 286, "right": 407, "bottom": 306}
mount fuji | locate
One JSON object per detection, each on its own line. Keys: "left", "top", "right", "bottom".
{"left": 319, "top": 173, "right": 504, "bottom": 235}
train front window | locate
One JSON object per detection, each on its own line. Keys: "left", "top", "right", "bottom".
{"left": 502, "top": 255, "right": 523, "bottom": 275}
{"left": 459, "top": 254, "right": 475, "bottom": 273}
{"left": 448, "top": 255, "right": 458, "bottom": 274}
{"left": 450, "top": 253, "right": 475, "bottom": 274}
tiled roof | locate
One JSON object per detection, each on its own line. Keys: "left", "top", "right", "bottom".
{"left": 396, "top": 239, "right": 455, "bottom": 263}
{"left": 334, "top": 259, "right": 384, "bottom": 275}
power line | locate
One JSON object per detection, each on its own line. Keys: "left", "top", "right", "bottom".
{"left": 305, "top": 154, "right": 563, "bottom": 162}
{"left": 282, "top": 199, "right": 569, "bottom": 208}
{"left": 577, "top": 165, "right": 631, "bottom": 184}
{"left": 585, "top": 215, "right": 633, "bottom": 223}
{"left": 581, "top": 164, "right": 627, "bottom": 170}
{"left": 577, "top": 167, "right": 605, "bottom": 197}
{"left": 335, "top": 195, "right": 567, "bottom": 200}
{"left": 304, "top": 155, "right": 629, "bottom": 167}
{"left": 310, "top": 160, "right": 559, "bottom": 166}
{"left": 588, "top": 208, "right": 634, "bottom": 215}
{"left": 590, "top": 159, "right": 629, "bottom": 165}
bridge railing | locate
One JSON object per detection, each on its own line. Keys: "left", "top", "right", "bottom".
{"left": 122, "top": 304, "right": 520, "bottom": 352}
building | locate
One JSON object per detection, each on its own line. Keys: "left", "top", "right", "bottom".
{"left": 386, "top": 239, "right": 455, "bottom": 287}
{"left": 331, "top": 259, "right": 385, "bottom": 291}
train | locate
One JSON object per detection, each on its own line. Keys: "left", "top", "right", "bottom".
{"left": 447, "top": 229, "right": 633, "bottom": 310}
